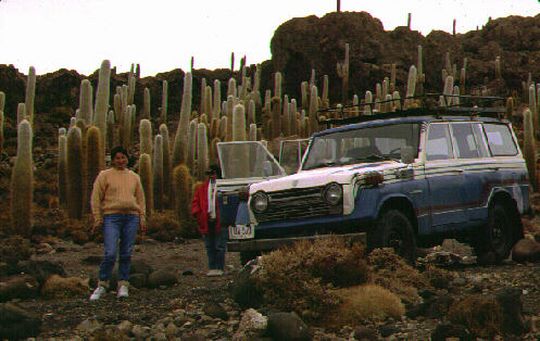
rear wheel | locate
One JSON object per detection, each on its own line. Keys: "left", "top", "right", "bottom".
{"left": 369, "top": 209, "right": 417, "bottom": 263}
{"left": 475, "top": 203, "right": 513, "bottom": 263}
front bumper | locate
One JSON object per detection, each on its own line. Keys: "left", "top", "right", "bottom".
{"left": 227, "top": 232, "right": 367, "bottom": 252}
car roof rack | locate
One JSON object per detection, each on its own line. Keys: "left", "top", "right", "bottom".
{"left": 317, "top": 93, "right": 507, "bottom": 129}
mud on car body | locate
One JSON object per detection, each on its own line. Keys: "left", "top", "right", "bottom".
{"left": 227, "top": 108, "right": 530, "bottom": 264}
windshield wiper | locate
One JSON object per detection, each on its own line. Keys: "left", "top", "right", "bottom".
{"left": 353, "top": 154, "right": 399, "bottom": 163}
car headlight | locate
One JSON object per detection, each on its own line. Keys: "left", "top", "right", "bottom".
{"left": 251, "top": 191, "right": 269, "bottom": 213}
{"left": 323, "top": 183, "right": 342, "bottom": 206}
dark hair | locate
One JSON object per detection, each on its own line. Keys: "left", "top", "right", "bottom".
{"left": 206, "top": 164, "right": 222, "bottom": 179}
{"left": 110, "top": 146, "right": 129, "bottom": 160}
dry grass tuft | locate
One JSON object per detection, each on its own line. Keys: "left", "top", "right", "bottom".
{"left": 41, "top": 274, "right": 90, "bottom": 299}
{"left": 448, "top": 294, "right": 503, "bottom": 339}
{"left": 368, "top": 248, "right": 430, "bottom": 304}
{"left": 332, "top": 284, "right": 405, "bottom": 325}
{"left": 254, "top": 237, "right": 368, "bottom": 320}
{"left": 147, "top": 212, "right": 198, "bottom": 241}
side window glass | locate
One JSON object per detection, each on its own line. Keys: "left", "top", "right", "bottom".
{"left": 426, "top": 124, "right": 453, "bottom": 161}
{"left": 472, "top": 123, "right": 490, "bottom": 157}
{"left": 484, "top": 123, "right": 518, "bottom": 156}
{"left": 450, "top": 123, "right": 479, "bottom": 159}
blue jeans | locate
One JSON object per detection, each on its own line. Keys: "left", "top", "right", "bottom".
{"left": 98, "top": 214, "right": 139, "bottom": 281}
{"left": 204, "top": 221, "right": 228, "bottom": 270}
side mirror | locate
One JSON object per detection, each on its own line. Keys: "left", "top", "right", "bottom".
{"left": 263, "top": 160, "right": 273, "bottom": 177}
{"left": 400, "top": 146, "right": 416, "bottom": 164}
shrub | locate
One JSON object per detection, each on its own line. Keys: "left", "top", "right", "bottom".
{"left": 448, "top": 295, "right": 503, "bottom": 339}
{"left": 333, "top": 284, "right": 405, "bottom": 324}
{"left": 0, "top": 235, "right": 32, "bottom": 266}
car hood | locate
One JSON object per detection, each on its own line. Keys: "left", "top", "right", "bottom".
{"left": 249, "top": 160, "right": 403, "bottom": 193}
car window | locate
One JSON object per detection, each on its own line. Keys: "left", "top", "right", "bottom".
{"left": 483, "top": 123, "right": 518, "bottom": 156}
{"left": 471, "top": 123, "right": 490, "bottom": 157}
{"left": 450, "top": 123, "right": 479, "bottom": 159}
{"left": 426, "top": 124, "right": 453, "bottom": 161}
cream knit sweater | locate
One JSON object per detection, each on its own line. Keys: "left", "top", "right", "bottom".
{"left": 91, "top": 168, "right": 146, "bottom": 223}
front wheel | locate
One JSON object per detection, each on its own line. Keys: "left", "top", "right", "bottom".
{"left": 369, "top": 209, "right": 417, "bottom": 264}
{"left": 474, "top": 203, "right": 513, "bottom": 263}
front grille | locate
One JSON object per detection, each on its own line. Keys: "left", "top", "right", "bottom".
{"left": 254, "top": 186, "right": 342, "bottom": 223}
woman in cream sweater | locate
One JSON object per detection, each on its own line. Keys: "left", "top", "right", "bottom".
{"left": 89, "top": 146, "right": 146, "bottom": 300}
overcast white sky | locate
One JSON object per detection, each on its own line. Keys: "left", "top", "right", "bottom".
{"left": 1, "top": 0, "right": 539, "bottom": 77}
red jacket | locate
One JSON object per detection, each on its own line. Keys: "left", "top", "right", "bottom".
{"left": 191, "top": 179, "right": 221, "bottom": 235}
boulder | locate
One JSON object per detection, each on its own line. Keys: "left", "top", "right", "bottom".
{"left": 267, "top": 312, "right": 311, "bottom": 341}
{"left": 512, "top": 238, "right": 540, "bottom": 263}
{"left": 17, "top": 259, "right": 66, "bottom": 284}
{"left": 203, "top": 302, "right": 228, "bottom": 320}
{"left": 233, "top": 308, "right": 268, "bottom": 341}
{"left": 0, "top": 275, "right": 39, "bottom": 302}
{"left": 148, "top": 270, "right": 177, "bottom": 288}
{"left": 0, "top": 303, "right": 41, "bottom": 339}
{"left": 129, "top": 273, "right": 148, "bottom": 289}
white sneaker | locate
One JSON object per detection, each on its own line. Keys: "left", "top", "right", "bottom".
{"left": 89, "top": 286, "right": 106, "bottom": 301}
{"left": 206, "top": 269, "right": 224, "bottom": 277}
{"left": 117, "top": 285, "right": 129, "bottom": 298}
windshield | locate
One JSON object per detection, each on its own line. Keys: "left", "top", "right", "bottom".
{"left": 302, "top": 123, "right": 420, "bottom": 170}
{"left": 217, "top": 141, "right": 285, "bottom": 179}
{"left": 279, "top": 139, "right": 309, "bottom": 174}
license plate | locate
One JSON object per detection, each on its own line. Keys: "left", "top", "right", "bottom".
{"left": 229, "top": 224, "right": 255, "bottom": 240}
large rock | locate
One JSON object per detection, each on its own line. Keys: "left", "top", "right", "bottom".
{"left": 0, "top": 275, "right": 39, "bottom": 302}
{"left": 147, "top": 270, "right": 177, "bottom": 288}
{"left": 267, "top": 312, "right": 311, "bottom": 341}
{"left": 512, "top": 238, "right": 540, "bottom": 263}
{"left": 233, "top": 308, "right": 268, "bottom": 341}
{"left": 0, "top": 303, "right": 41, "bottom": 339}
{"left": 17, "top": 259, "right": 66, "bottom": 284}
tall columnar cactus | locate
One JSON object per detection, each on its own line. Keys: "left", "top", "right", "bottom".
{"left": 271, "top": 97, "right": 282, "bottom": 139}
{"left": 529, "top": 84, "right": 538, "bottom": 134}
{"left": 94, "top": 60, "right": 111, "bottom": 160}
{"left": 249, "top": 123, "right": 257, "bottom": 141}
{"left": 172, "top": 72, "right": 192, "bottom": 167}
{"left": 290, "top": 99, "right": 298, "bottom": 136}
{"left": 505, "top": 97, "right": 515, "bottom": 119}
{"left": 10, "top": 120, "right": 33, "bottom": 236}
{"left": 143, "top": 87, "right": 151, "bottom": 119}
{"left": 139, "top": 119, "right": 153, "bottom": 158}
{"left": 226, "top": 95, "right": 234, "bottom": 141}
{"left": 282, "top": 95, "right": 290, "bottom": 136}
{"left": 233, "top": 104, "right": 247, "bottom": 141}
{"left": 196, "top": 123, "right": 209, "bottom": 181}
{"left": 0, "top": 91, "right": 5, "bottom": 113}
{"left": 188, "top": 119, "right": 198, "bottom": 173}
{"left": 161, "top": 80, "right": 168, "bottom": 123}
{"left": 58, "top": 131, "right": 67, "bottom": 208}
{"left": 404, "top": 65, "right": 417, "bottom": 109}
{"left": 173, "top": 164, "right": 193, "bottom": 223}
{"left": 445, "top": 52, "right": 452, "bottom": 78}
{"left": 204, "top": 85, "right": 213, "bottom": 121}
{"left": 17, "top": 103, "right": 26, "bottom": 125}
{"left": 392, "top": 91, "right": 402, "bottom": 111}
{"left": 210, "top": 137, "right": 221, "bottom": 165}
{"left": 417, "top": 45, "right": 424, "bottom": 95}
{"left": 227, "top": 78, "right": 237, "bottom": 98}
{"left": 274, "top": 72, "right": 282, "bottom": 99}
{"left": 86, "top": 126, "right": 104, "bottom": 213}
{"left": 79, "top": 79, "right": 93, "bottom": 125}
{"left": 364, "top": 90, "right": 373, "bottom": 115}
{"left": 66, "top": 127, "right": 83, "bottom": 219}
{"left": 247, "top": 99, "right": 256, "bottom": 126}
{"left": 128, "top": 72, "right": 136, "bottom": 106}
{"left": 159, "top": 124, "right": 172, "bottom": 206}
{"left": 107, "top": 110, "right": 115, "bottom": 150}
{"left": 322, "top": 75, "right": 330, "bottom": 109}
{"left": 25, "top": 66, "right": 36, "bottom": 125}
{"left": 336, "top": 43, "right": 350, "bottom": 105}
{"left": 153, "top": 134, "right": 164, "bottom": 211}
{"left": 460, "top": 67, "right": 467, "bottom": 95}
{"left": 301, "top": 81, "right": 309, "bottom": 110}
{"left": 308, "top": 85, "right": 319, "bottom": 135}
{"left": 122, "top": 105, "right": 134, "bottom": 149}
{"left": 139, "top": 153, "right": 153, "bottom": 217}
{"left": 199, "top": 78, "right": 207, "bottom": 116}
{"left": 113, "top": 93, "right": 123, "bottom": 127}
{"left": 523, "top": 108, "right": 537, "bottom": 190}
{"left": 443, "top": 76, "right": 455, "bottom": 106}
{"left": 219, "top": 116, "right": 228, "bottom": 142}
{"left": 352, "top": 94, "right": 359, "bottom": 116}
{"left": 213, "top": 79, "right": 221, "bottom": 119}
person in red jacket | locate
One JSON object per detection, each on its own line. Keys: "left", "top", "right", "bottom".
{"left": 191, "top": 164, "right": 227, "bottom": 276}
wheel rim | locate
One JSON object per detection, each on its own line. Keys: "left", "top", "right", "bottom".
{"left": 388, "top": 218, "right": 407, "bottom": 256}
{"left": 492, "top": 210, "right": 509, "bottom": 252}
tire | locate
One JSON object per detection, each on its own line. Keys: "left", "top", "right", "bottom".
{"left": 475, "top": 203, "right": 513, "bottom": 263}
{"left": 240, "top": 251, "right": 261, "bottom": 266}
{"left": 369, "top": 209, "right": 417, "bottom": 264}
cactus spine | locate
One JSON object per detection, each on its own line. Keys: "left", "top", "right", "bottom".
{"left": 196, "top": 123, "right": 209, "bottom": 181}
{"left": 94, "top": 60, "right": 111, "bottom": 161}
{"left": 173, "top": 164, "right": 192, "bottom": 223}
{"left": 10, "top": 120, "right": 33, "bottom": 235}
{"left": 66, "top": 127, "right": 83, "bottom": 219}
{"left": 172, "top": 72, "right": 192, "bottom": 167}
{"left": 523, "top": 108, "right": 537, "bottom": 190}
{"left": 139, "top": 119, "right": 153, "bottom": 158}
{"left": 24, "top": 66, "right": 36, "bottom": 125}
{"left": 161, "top": 80, "right": 168, "bottom": 123}
{"left": 139, "top": 153, "right": 153, "bottom": 217}
{"left": 153, "top": 135, "right": 164, "bottom": 211}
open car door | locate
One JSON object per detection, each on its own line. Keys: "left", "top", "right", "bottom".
{"left": 278, "top": 139, "right": 309, "bottom": 174}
